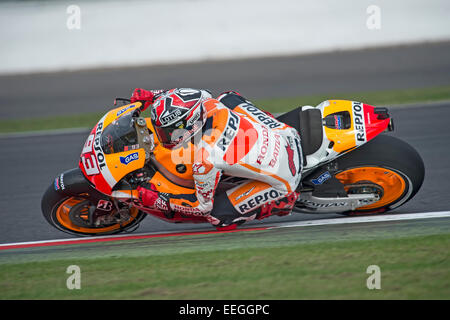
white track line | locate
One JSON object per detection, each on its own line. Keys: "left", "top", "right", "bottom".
{"left": 268, "top": 211, "right": 450, "bottom": 229}
{"left": 0, "top": 228, "right": 210, "bottom": 249}
{"left": 1, "top": 211, "right": 449, "bottom": 249}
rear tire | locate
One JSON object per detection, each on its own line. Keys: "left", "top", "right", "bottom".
{"left": 333, "top": 134, "right": 424, "bottom": 215}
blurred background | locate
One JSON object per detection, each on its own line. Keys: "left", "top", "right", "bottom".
{"left": 1, "top": 1, "right": 450, "bottom": 300}
{"left": 1, "top": 0, "right": 450, "bottom": 74}
{"left": 1, "top": 0, "right": 450, "bottom": 244}
{"left": 1, "top": 0, "right": 450, "bottom": 119}
{"left": 1, "top": 0, "right": 450, "bottom": 120}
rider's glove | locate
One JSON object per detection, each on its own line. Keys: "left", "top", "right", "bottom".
{"left": 130, "top": 88, "right": 164, "bottom": 111}
{"left": 137, "top": 182, "right": 170, "bottom": 212}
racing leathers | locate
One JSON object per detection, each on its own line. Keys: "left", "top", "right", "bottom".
{"left": 135, "top": 89, "right": 303, "bottom": 230}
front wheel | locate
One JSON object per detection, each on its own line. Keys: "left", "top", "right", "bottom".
{"left": 333, "top": 134, "right": 425, "bottom": 215}
{"left": 41, "top": 169, "right": 147, "bottom": 236}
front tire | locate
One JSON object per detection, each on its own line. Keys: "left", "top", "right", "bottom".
{"left": 41, "top": 169, "right": 146, "bottom": 236}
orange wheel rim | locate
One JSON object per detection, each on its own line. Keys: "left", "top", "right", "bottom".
{"left": 335, "top": 167, "right": 406, "bottom": 210}
{"left": 55, "top": 197, "right": 139, "bottom": 234}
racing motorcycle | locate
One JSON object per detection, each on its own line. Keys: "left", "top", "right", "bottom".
{"left": 41, "top": 98, "right": 425, "bottom": 236}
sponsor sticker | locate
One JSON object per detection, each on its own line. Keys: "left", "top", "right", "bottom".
{"left": 116, "top": 104, "right": 135, "bottom": 116}
{"left": 217, "top": 111, "right": 240, "bottom": 152}
{"left": 311, "top": 171, "right": 331, "bottom": 185}
{"left": 311, "top": 171, "right": 332, "bottom": 185}
{"left": 334, "top": 115, "right": 343, "bottom": 129}
{"left": 172, "top": 204, "right": 206, "bottom": 216}
{"left": 160, "top": 108, "right": 183, "bottom": 126}
{"left": 186, "top": 107, "right": 201, "bottom": 127}
{"left": 97, "top": 199, "right": 113, "bottom": 211}
{"left": 120, "top": 152, "right": 139, "bottom": 165}
{"left": 239, "top": 103, "right": 282, "bottom": 129}
{"left": 256, "top": 127, "right": 269, "bottom": 165}
{"left": 238, "top": 189, "right": 282, "bottom": 213}
{"left": 269, "top": 134, "right": 281, "bottom": 167}
{"left": 94, "top": 121, "right": 106, "bottom": 171}
{"left": 54, "top": 173, "right": 66, "bottom": 191}
{"left": 235, "top": 186, "right": 255, "bottom": 202}
{"left": 352, "top": 102, "right": 366, "bottom": 145}
{"left": 298, "top": 198, "right": 348, "bottom": 208}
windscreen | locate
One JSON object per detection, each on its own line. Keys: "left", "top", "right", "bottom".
{"left": 100, "top": 112, "right": 139, "bottom": 154}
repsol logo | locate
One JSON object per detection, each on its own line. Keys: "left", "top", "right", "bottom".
{"left": 218, "top": 111, "right": 240, "bottom": 151}
{"left": 94, "top": 122, "right": 106, "bottom": 170}
{"left": 54, "top": 173, "right": 65, "bottom": 191}
{"left": 352, "top": 102, "right": 366, "bottom": 144}
{"left": 240, "top": 103, "right": 282, "bottom": 129}
{"left": 238, "top": 189, "right": 282, "bottom": 213}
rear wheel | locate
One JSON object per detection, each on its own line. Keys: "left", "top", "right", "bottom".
{"left": 42, "top": 184, "right": 146, "bottom": 236}
{"left": 334, "top": 135, "right": 424, "bottom": 215}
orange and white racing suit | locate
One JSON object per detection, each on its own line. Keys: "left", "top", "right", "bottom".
{"left": 154, "top": 91, "right": 303, "bottom": 228}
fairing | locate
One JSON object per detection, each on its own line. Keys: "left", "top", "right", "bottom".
{"left": 78, "top": 102, "right": 146, "bottom": 195}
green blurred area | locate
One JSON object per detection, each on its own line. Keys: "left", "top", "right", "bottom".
{"left": 1, "top": 218, "right": 449, "bottom": 299}
{"left": 257, "top": 85, "right": 450, "bottom": 111}
{"left": 1, "top": 85, "right": 449, "bottom": 134}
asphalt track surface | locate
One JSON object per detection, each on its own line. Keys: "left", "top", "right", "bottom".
{"left": 1, "top": 42, "right": 450, "bottom": 244}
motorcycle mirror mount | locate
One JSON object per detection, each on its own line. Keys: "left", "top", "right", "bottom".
{"left": 114, "top": 97, "right": 131, "bottom": 106}
{"left": 134, "top": 117, "right": 155, "bottom": 163}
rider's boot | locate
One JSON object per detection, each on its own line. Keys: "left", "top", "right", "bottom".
{"left": 255, "top": 191, "right": 300, "bottom": 220}
{"left": 210, "top": 190, "right": 299, "bottom": 231}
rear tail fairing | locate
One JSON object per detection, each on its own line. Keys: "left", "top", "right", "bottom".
{"left": 303, "top": 100, "right": 391, "bottom": 170}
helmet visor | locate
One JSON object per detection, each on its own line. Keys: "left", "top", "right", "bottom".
{"left": 154, "top": 125, "right": 179, "bottom": 149}
{"left": 154, "top": 120, "right": 203, "bottom": 149}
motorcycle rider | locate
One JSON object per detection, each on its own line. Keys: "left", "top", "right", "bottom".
{"left": 131, "top": 88, "right": 303, "bottom": 230}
